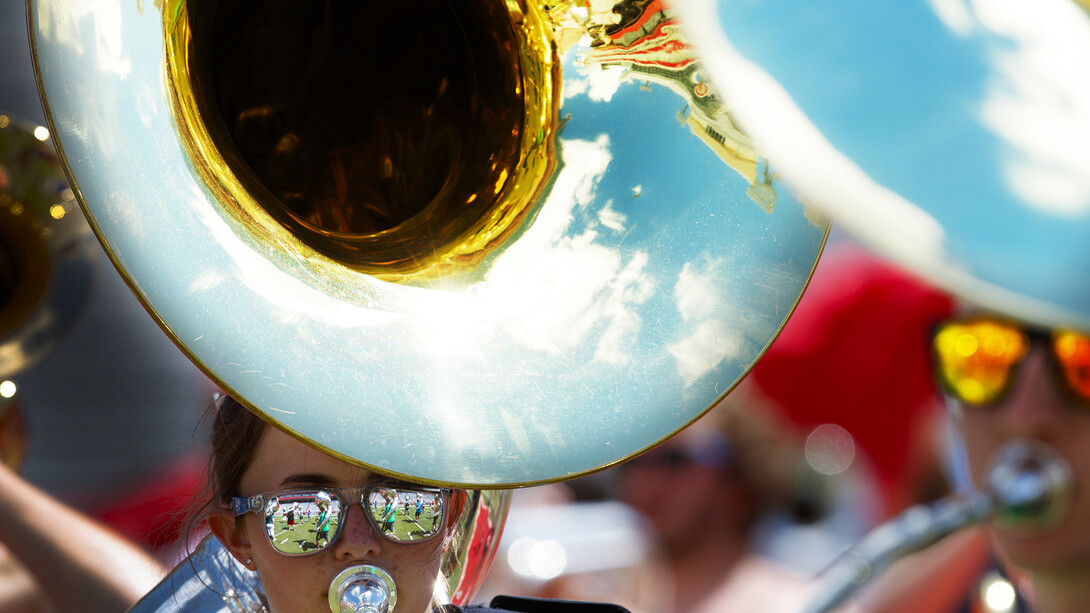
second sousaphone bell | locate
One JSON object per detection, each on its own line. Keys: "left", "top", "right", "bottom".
{"left": 674, "top": 0, "right": 1090, "bottom": 329}
{"left": 0, "top": 112, "right": 97, "bottom": 469}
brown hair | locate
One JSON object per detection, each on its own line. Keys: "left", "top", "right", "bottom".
{"left": 206, "top": 394, "right": 269, "bottom": 507}
{"left": 177, "top": 394, "right": 269, "bottom": 556}
{"left": 196, "top": 393, "right": 470, "bottom": 522}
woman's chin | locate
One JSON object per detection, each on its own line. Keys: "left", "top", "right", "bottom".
{"left": 993, "top": 528, "right": 1090, "bottom": 575}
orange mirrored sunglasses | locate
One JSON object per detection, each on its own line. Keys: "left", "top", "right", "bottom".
{"left": 931, "top": 317, "right": 1090, "bottom": 406}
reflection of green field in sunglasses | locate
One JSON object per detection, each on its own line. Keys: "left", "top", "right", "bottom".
{"left": 263, "top": 505, "right": 442, "bottom": 553}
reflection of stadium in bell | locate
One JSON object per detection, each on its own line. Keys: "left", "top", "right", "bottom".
{"left": 578, "top": 0, "right": 779, "bottom": 214}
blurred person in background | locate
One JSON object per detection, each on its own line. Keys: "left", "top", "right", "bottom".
{"left": 854, "top": 305, "right": 1090, "bottom": 613}
{"left": 656, "top": 243, "right": 975, "bottom": 613}
{"left": 616, "top": 396, "right": 818, "bottom": 613}
{"left": 775, "top": 247, "right": 1090, "bottom": 613}
{"left": 743, "top": 245, "right": 1007, "bottom": 613}
{"left": 745, "top": 244, "right": 958, "bottom": 521}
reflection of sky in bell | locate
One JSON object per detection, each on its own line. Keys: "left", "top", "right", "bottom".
{"left": 547, "top": 54, "right": 823, "bottom": 383}
{"left": 712, "top": 0, "right": 1090, "bottom": 311}
{"left": 32, "top": 1, "right": 826, "bottom": 484}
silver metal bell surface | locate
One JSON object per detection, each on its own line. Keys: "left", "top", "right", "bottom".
{"left": 328, "top": 565, "right": 398, "bottom": 613}
{"left": 986, "top": 438, "right": 1073, "bottom": 533}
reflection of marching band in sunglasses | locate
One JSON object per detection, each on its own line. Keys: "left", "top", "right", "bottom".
{"left": 241, "top": 486, "right": 450, "bottom": 556}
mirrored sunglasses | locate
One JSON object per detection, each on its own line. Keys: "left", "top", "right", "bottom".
{"left": 931, "top": 317, "right": 1090, "bottom": 407}
{"left": 231, "top": 481, "right": 448, "bottom": 556}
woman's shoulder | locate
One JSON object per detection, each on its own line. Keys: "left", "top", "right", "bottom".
{"left": 446, "top": 595, "right": 632, "bottom": 612}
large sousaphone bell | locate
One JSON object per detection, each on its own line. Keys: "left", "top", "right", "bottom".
{"left": 29, "top": 0, "right": 826, "bottom": 488}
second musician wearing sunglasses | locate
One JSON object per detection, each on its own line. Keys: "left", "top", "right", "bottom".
{"left": 929, "top": 314, "right": 1090, "bottom": 613}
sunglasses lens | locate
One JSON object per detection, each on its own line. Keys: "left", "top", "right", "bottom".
{"left": 262, "top": 490, "right": 342, "bottom": 555}
{"left": 1054, "top": 331, "right": 1090, "bottom": 401}
{"left": 366, "top": 486, "right": 445, "bottom": 542}
{"left": 934, "top": 320, "right": 1029, "bottom": 404}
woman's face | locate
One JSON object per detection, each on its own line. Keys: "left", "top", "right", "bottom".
{"left": 213, "top": 426, "right": 447, "bottom": 613}
{"left": 618, "top": 428, "right": 745, "bottom": 554}
{"left": 959, "top": 345, "right": 1090, "bottom": 574}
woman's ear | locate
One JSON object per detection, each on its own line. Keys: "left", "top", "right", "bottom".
{"left": 208, "top": 509, "right": 255, "bottom": 571}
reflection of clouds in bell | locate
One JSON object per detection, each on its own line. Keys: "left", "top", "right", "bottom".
{"left": 595, "top": 252, "right": 652, "bottom": 364}
{"left": 978, "top": 0, "right": 1090, "bottom": 215}
{"left": 36, "top": 0, "right": 133, "bottom": 78}
{"left": 674, "top": 261, "right": 721, "bottom": 321}
{"left": 925, "top": 0, "right": 975, "bottom": 36}
{"left": 931, "top": 0, "right": 1090, "bottom": 215}
{"left": 668, "top": 260, "right": 743, "bottom": 385}
{"left": 597, "top": 200, "right": 626, "bottom": 232}
{"left": 483, "top": 135, "right": 654, "bottom": 364}
{"left": 563, "top": 64, "right": 628, "bottom": 102}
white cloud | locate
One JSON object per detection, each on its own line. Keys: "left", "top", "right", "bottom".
{"left": 928, "top": 0, "right": 1090, "bottom": 215}
{"left": 595, "top": 252, "right": 653, "bottom": 364}
{"left": 669, "top": 319, "right": 742, "bottom": 386}
{"left": 563, "top": 64, "right": 628, "bottom": 102}
{"left": 974, "top": 0, "right": 1090, "bottom": 215}
{"left": 668, "top": 260, "right": 744, "bottom": 385}
{"left": 482, "top": 135, "right": 655, "bottom": 364}
{"left": 674, "top": 261, "right": 721, "bottom": 321}
{"left": 926, "top": 0, "right": 976, "bottom": 36}
{"left": 597, "top": 199, "right": 627, "bottom": 232}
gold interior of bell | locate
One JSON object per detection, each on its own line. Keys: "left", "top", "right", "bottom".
{"left": 164, "top": 0, "right": 559, "bottom": 283}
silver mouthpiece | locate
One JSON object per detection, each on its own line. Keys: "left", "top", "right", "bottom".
{"left": 803, "top": 438, "right": 1073, "bottom": 613}
{"left": 328, "top": 565, "right": 398, "bottom": 613}
{"left": 985, "top": 438, "right": 1072, "bottom": 533}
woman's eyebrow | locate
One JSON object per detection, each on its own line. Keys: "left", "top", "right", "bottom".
{"left": 280, "top": 473, "right": 337, "bottom": 487}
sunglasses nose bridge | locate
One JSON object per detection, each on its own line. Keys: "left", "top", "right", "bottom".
{"left": 999, "top": 347, "right": 1069, "bottom": 431}
{"left": 331, "top": 500, "right": 384, "bottom": 559}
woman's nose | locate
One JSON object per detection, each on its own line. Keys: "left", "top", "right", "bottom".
{"left": 997, "top": 346, "right": 1068, "bottom": 436}
{"left": 331, "top": 504, "right": 383, "bottom": 560}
